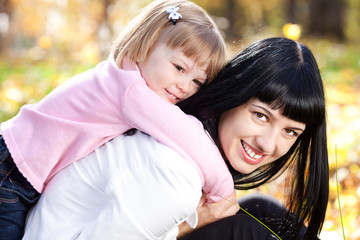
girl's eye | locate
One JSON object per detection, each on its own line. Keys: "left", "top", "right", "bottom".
{"left": 174, "top": 65, "right": 184, "bottom": 73}
{"left": 255, "top": 112, "right": 267, "bottom": 122}
{"left": 192, "top": 79, "right": 203, "bottom": 88}
{"left": 284, "top": 129, "right": 298, "bottom": 137}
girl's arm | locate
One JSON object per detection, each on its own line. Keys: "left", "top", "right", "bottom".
{"left": 122, "top": 80, "right": 234, "bottom": 203}
{"left": 178, "top": 191, "right": 238, "bottom": 238}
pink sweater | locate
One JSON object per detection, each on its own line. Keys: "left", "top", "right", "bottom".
{"left": 1, "top": 58, "right": 234, "bottom": 203}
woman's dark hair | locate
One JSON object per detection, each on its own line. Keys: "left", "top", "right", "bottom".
{"left": 178, "top": 37, "right": 329, "bottom": 240}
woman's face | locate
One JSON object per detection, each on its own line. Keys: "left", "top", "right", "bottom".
{"left": 218, "top": 98, "right": 306, "bottom": 174}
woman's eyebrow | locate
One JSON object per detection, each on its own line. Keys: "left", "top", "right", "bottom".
{"left": 253, "top": 104, "right": 305, "bottom": 132}
{"left": 291, "top": 126, "right": 305, "bottom": 132}
{"left": 252, "top": 104, "right": 273, "bottom": 117}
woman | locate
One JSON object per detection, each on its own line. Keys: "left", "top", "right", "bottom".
{"left": 24, "top": 37, "right": 328, "bottom": 240}
{"left": 178, "top": 37, "right": 328, "bottom": 239}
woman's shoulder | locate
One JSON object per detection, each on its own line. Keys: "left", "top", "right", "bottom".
{"left": 104, "top": 132, "right": 201, "bottom": 175}
{"left": 100, "top": 132, "right": 202, "bottom": 238}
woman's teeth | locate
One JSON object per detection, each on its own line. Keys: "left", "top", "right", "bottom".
{"left": 242, "top": 141, "right": 263, "bottom": 159}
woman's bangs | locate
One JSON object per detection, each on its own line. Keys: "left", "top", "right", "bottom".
{"left": 256, "top": 72, "right": 325, "bottom": 126}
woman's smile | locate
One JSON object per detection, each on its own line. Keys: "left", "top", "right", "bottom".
{"left": 218, "top": 98, "right": 305, "bottom": 174}
{"left": 240, "top": 140, "right": 266, "bottom": 164}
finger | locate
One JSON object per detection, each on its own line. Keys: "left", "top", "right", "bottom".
{"left": 226, "top": 190, "right": 237, "bottom": 203}
{"left": 198, "top": 191, "right": 207, "bottom": 206}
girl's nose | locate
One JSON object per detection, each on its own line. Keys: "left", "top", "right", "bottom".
{"left": 176, "top": 78, "right": 191, "bottom": 93}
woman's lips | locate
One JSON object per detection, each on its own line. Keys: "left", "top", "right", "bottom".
{"left": 240, "top": 140, "right": 266, "bottom": 165}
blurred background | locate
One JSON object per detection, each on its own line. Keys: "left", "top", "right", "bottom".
{"left": 0, "top": 0, "right": 359, "bottom": 239}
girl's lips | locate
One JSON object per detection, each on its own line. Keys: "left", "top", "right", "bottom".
{"left": 165, "top": 89, "right": 181, "bottom": 104}
{"left": 240, "top": 140, "right": 266, "bottom": 165}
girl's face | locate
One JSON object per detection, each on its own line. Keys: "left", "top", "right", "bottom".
{"left": 137, "top": 43, "right": 208, "bottom": 104}
{"left": 218, "top": 98, "right": 306, "bottom": 174}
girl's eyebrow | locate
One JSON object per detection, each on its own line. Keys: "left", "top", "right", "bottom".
{"left": 174, "top": 55, "right": 208, "bottom": 81}
{"left": 173, "top": 54, "right": 190, "bottom": 69}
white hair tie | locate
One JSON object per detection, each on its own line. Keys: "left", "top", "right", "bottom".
{"left": 165, "top": 6, "right": 182, "bottom": 25}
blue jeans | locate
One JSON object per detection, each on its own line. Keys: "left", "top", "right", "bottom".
{"left": 0, "top": 136, "right": 40, "bottom": 240}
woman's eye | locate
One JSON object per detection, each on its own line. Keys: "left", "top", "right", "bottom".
{"left": 255, "top": 112, "right": 267, "bottom": 121}
{"left": 284, "top": 129, "right": 298, "bottom": 136}
{"left": 174, "top": 65, "right": 184, "bottom": 73}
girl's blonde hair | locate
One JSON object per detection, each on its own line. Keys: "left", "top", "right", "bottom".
{"left": 111, "top": 0, "right": 226, "bottom": 82}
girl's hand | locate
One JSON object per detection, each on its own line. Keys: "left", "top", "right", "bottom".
{"left": 196, "top": 190, "right": 239, "bottom": 228}
{"left": 177, "top": 190, "right": 239, "bottom": 238}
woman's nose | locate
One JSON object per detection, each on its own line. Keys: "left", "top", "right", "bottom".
{"left": 256, "top": 129, "right": 277, "bottom": 154}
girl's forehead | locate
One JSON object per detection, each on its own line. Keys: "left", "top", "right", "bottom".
{"left": 170, "top": 44, "right": 210, "bottom": 69}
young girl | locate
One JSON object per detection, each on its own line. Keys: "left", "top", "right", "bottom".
{"left": 0, "top": 0, "right": 234, "bottom": 238}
